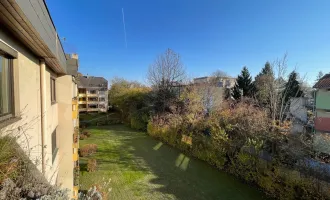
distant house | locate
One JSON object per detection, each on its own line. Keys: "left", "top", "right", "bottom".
{"left": 192, "top": 76, "right": 236, "bottom": 111}
{"left": 78, "top": 76, "right": 108, "bottom": 113}
{"left": 193, "top": 76, "right": 236, "bottom": 88}
{"left": 313, "top": 74, "right": 330, "bottom": 155}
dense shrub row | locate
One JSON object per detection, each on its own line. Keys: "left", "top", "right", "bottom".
{"left": 147, "top": 102, "right": 330, "bottom": 199}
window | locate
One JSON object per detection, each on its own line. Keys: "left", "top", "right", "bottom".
{"left": 0, "top": 55, "right": 13, "bottom": 121}
{"left": 51, "top": 77, "right": 56, "bottom": 104}
{"left": 51, "top": 129, "right": 58, "bottom": 163}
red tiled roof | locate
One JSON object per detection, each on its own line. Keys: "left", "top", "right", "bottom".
{"left": 314, "top": 74, "right": 330, "bottom": 89}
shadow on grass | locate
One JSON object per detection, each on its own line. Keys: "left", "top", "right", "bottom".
{"left": 83, "top": 125, "right": 268, "bottom": 200}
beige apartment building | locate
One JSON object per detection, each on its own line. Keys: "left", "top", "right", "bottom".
{"left": 78, "top": 76, "right": 108, "bottom": 113}
{"left": 0, "top": 1, "right": 79, "bottom": 199}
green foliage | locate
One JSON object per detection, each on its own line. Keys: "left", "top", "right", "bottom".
{"left": 254, "top": 62, "right": 275, "bottom": 105}
{"left": 130, "top": 107, "right": 150, "bottom": 131}
{"left": 108, "top": 78, "right": 151, "bottom": 130}
{"left": 283, "top": 70, "right": 304, "bottom": 103}
{"left": 232, "top": 66, "right": 254, "bottom": 99}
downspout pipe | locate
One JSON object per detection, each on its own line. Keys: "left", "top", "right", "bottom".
{"left": 40, "top": 60, "right": 46, "bottom": 175}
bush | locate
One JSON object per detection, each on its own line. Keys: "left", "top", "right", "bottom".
{"left": 87, "top": 159, "right": 97, "bottom": 172}
{"left": 80, "top": 134, "right": 87, "bottom": 140}
{"left": 80, "top": 144, "right": 98, "bottom": 157}
{"left": 83, "top": 131, "right": 92, "bottom": 137}
{"left": 130, "top": 109, "right": 149, "bottom": 130}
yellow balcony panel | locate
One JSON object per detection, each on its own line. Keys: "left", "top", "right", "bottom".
{"left": 73, "top": 143, "right": 79, "bottom": 149}
{"left": 78, "top": 101, "right": 87, "bottom": 104}
{"left": 73, "top": 186, "right": 79, "bottom": 199}
{"left": 78, "top": 93, "right": 87, "bottom": 97}
{"left": 73, "top": 152, "right": 78, "bottom": 161}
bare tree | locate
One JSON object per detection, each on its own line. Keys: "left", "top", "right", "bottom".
{"left": 147, "top": 48, "right": 186, "bottom": 89}
{"left": 147, "top": 49, "right": 186, "bottom": 112}
{"left": 266, "top": 54, "right": 305, "bottom": 125}
{"left": 212, "top": 70, "right": 229, "bottom": 79}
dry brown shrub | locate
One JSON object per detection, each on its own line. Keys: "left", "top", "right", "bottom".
{"left": 80, "top": 144, "right": 98, "bottom": 157}
{"left": 87, "top": 159, "right": 97, "bottom": 172}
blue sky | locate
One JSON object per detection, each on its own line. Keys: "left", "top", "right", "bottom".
{"left": 47, "top": 0, "right": 330, "bottom": 85}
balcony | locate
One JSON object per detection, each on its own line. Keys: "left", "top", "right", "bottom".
{"left": 78, "top": 93, "right": 87, "bottom": 97}
{"left": 79, "top": 108, "right": 87, "bottom": 112}
{"left": 78, "top": 101, "right": 87, "bottom": 104}
{"left": 87, "top": 93, "right": 98, "bottom": 97}
{"left": 99, "top": 108, "right": 107, "bottom": 112}
{"left": 73, "top": 166, "right": 79, "bottom": 186}
{"left": 87, "top": 101, "right": 99, "bottom": 104}
{"left": 98, "top": 91, "right": 107, "bottom": 96}
{"left": 73, "top": 152, "right": 78, "bottom": 161}
{"left": 87, "top": 108, "right": 99, "bottom": 112}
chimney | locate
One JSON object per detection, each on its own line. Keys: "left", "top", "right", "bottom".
{"left": 71, "top": 53, "right": 78, "bottom": 59}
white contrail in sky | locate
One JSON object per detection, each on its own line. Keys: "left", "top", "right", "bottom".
{"left": 122, "top": 8, "right": 127, "bottom": 48}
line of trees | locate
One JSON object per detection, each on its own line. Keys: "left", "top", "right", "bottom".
{"left": 231, "top": 54, "right": 306, "bottom": 124}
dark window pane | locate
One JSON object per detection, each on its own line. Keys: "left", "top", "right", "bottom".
{"left": 52, "top": 130, "right": 57, "bottom": 154}
{"left": 0, "top": 55, "right": 12, "bottom": 116}
{"left": 51, "top": 78, "right": 56, "bottom": 103}
{"left": 51, "top": 129, "right": 57, "bottom": 163}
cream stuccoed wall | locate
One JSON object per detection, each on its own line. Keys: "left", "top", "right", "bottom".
{"left": 44, "top": 68, "right": 59, "bottom": 184}
{"left": 0, "top": 28, "right": 43, "bottom": 172}
{"left": 56, "top": 75, "right": 75, "bottom": 195}
{"left": 0, "top": 28, "right": 60, "bottom": 184}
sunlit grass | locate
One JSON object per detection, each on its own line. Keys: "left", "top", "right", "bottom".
{"left": 79, "top": 124, "right": 266, "bottom": 200}
{"left": 153, "top": 142, "right": 163, "bottom": 151}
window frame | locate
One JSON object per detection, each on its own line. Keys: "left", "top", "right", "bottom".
{"left": 50, "top": 76, "right": 56, "bottom": 104}
{"left": 0, "top": 44, "right": 16, "bottom": 123}
{"left": 51, "top": 129, "right": 58, "bottom": 163}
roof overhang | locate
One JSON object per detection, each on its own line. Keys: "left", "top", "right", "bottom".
{"left": 0, "top": 0, "right": 67, "bottom": 75}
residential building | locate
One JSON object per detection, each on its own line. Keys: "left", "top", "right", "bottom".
{"left": 313, "top": 74, "right": 330, "bottom": 155}
{"left": 192, "top": 76, "right": 236, "bottom": 108}
{"left": 0, "top": 1, "right": 79, "bottom": 199}
{"left": 193, "top": 76, "right": 236, "bottom": 88}
{"left": 78, "top": 76, "right": 108, "bottom": 113}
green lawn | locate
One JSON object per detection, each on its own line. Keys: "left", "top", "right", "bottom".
{"left": 79, "top": 125, "right": 267, "bottom": 200}
{"left": 79, "top": 113, "right": 108, "bottom": 121}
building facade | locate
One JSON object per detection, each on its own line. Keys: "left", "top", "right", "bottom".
{"left": 313, "top": 74, "right": 330, "bottom": 155}
{"left": 78, "top": 76, "right": 108, "bottom": 113}
{"left": 193, "top": 76, "right": 236, "bottom": 88}
{"left": 0, "top": 1, "right": 79, "bottom": 199}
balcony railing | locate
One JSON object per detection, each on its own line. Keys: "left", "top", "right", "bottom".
{"left": 87, "top": 93, "right": 98, "bottom": 97}
{"left": 87, "top": 108, "right": 99, "bottom": 112}
{"left": 79, "top": 108, "right": 87, "bottom": 112}
{"left": 78, "top": 93, "right": 87, "bottom": 97}
{"left": 78, "top": 101, "right": 87, "bottom": 104}
{"left": 87, "top": 101, "right": 98, "bottom": 104}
